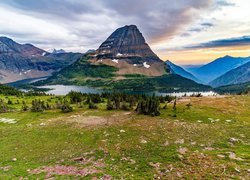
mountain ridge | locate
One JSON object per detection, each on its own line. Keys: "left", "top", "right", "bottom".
{"left": 166, "top": 60, "right": 200, "bottom": 83}
{"left": 0, "top": 37, "right": 82, "bottom": 83}
{"left": 188, "top": 55, "right": 250, "bottom": 83}
{"left": 210, "top": 61, "right": 250, "bottom": 87}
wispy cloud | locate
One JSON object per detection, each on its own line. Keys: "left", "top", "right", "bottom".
{"left": 185, "top": 36, "right": 250, "bottom": 49}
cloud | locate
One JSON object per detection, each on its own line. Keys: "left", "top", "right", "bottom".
{"left": 185, "top": 36, "right": 250, "bottom": 49}
{"left": 216, "top": 0, "right": 235, "bottom": 7}
{"left": 201, "top": 22, "right": 214, "bottom": 27}
{"left": 102, "top": 0, "right": 215, "bottom": 42}
{"left": 0, "top": 0, "right": 218, "bottom": 50}
{"left": 0, "top": 0, "right": 239, "bottom": 52}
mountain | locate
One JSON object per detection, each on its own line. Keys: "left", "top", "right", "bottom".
{"left": 97, "top": 25, "right": 161, "bottom": 62}
{"left": 210, "top": 61, "right": 250, "bottom": 87}
{"left": 86, "top": 25, "right": 168, "bottom": 77}
{"left": 188, "top": 55, "right": 250, "bottom": 83}
{"left": 51, "top": 49, "right": 66, "bottom": 54}
{"left": 0, "top": 37, "right": 82, "bottom": 83}
{"left": 182, "top": 64, "right": 204, "bottom": 73}
{"left": 216, "top": 81, "right": 250, "bottom": 94}
{"left": 166, "top": 60, "right": 200, "bottom": 83}
{"left": 39, "top": 25, "right": 210, "bottom": 92}
{"left": 0, "top": 37, "right": 45, "bottom": 56}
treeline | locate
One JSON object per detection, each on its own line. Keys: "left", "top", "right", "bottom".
{"left": 0, "top": 83, "right": 51, "bottom": 97}
{"left": 0, "top": 84, "right": 23, "bottom": 96}
{"left": 0, "top": 90, "right": 176, "bottom": 116}
{"left": 67, "top": 91, "right": 175, "bottom": 116}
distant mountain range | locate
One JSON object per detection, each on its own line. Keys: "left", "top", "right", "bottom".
{"left": 210, "top": 61, "right": 250, "bottom": 87}
{"left": 38, "top": 25, "right": 209, "bottom": 92}
{"left": 0, "top": 37, "right": 82, "bottom": 83}
{"left": 51, "top": 49, "right": 66, "bottom": 54}
{"left": 186, "top": 55, "right": 250, "bottom": 84}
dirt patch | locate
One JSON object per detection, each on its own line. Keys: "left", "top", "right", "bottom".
{"left": 49, "top": 112, "right": 133, "bottom": 128}
{"left": 30, "top": 165, "right": 100, "bottom": 178}
{"left": 70, "top": 116, "right": 108, "bottom": 126}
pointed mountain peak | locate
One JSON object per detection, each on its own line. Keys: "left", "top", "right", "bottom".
{"left": 52, "top": 49, "right": 66, "bottom": 54}
{"left": 96, "top": 25, "right": 161, "bottom": 62}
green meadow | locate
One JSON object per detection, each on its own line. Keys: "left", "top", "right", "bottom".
{"left": 0, "top": 94, "right": 249, "bottom": 179}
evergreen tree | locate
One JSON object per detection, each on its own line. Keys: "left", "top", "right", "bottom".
{"left": 0, "top": 99, "right": 8, "bottom": 113}
{"left": 61, "top": 100, "right": 73, "bottom": 113}
{"left": 88, "top": 100, "right": 98, "bottom": 109}
{"left": 22, "top": 101, "right": 29, "bottom": 111}
{"left": 106, "top": 98, "right": 114, "bottom": 110}
{"left": 172, "top": 97, "right": 177, "bottom": 117}
{"left": 31, "top": 99, "right": 46, "bottom": 112}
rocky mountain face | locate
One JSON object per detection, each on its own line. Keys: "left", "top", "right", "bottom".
{"left": 0, "top": 37, "right": 81, "bottom": 83}
{"left": 188, "top": 55, "right": 250, "bottom": 84}
{"left": 210, "top": 61, "right": 250, "bottom": 87}
{"left": 96, "top": 25, "right": 161, "bottom": 63}
{"left": 89, "top": 25, "right": 168, "bottom": 77}
{"left": 166, "top": 60, "right": 200, "bottom": 83}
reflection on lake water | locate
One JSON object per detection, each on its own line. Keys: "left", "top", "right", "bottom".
{"left": 38, "top": 85, "right": 218, "bottom": 97}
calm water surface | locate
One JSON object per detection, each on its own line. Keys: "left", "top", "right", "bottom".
{"left": 38, "top": 85, "right": 218, "bottom": 97}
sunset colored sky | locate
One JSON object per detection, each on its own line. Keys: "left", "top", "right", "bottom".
{"left": 0, "top": 0, "right": 249, "bottom": 65}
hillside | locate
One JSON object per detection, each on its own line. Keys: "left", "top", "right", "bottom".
{"left": 188, "top": 56, "right": 250, "bottom": 83}
{"left": 166, "top": 60, "right": 200, "bottom": 83}
{"left": 216, "top": 81, "right": 250, "bottom": 94}
{"left": 0, "top": 37, "right": 81, "bottom": 83}
{"left": 210, "top": 61, "right": 250, "bottom": 87}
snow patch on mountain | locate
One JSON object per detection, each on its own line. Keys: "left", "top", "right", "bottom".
{"left": 112, "top": 59, "right": 119, "bottom": 63}
{"left": 143, "top": 62, "right": 150, "bottom": 68}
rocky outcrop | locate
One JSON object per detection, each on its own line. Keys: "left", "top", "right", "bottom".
{"left": 96, "top": 25, "right": 161, "bottom": 62}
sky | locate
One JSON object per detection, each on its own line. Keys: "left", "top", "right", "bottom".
{"left": 0, "top": 0, "right": 250, "bottom": 65}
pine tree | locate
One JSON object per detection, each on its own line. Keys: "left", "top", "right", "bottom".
{"left": 106, "top": 98, "right": 114, "bottom": 110}
{"left": 22, "top": 101, "right": 28, "bottom": 111}
{"left": 61, "top": 100, "right": 73, "bottom": 113}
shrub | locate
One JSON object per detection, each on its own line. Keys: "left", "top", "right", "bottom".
{"left": 61, "top": 100, "right": 73, "bottom": 113}
{"left": 7, "top": 99, "right": 13, "bottom": 105}
{"left": 0, "top": 99, "right": 8, "bottom": 113}
{"left": 106, "top": 99, "right": 114, "bottom": 110}
{"left": 136, "top": 96, "right": 160, "bottom": 116}
{"left": 121, "top": 102, "right": 130, "bottom": 111}
{"left": 22, "top": 101, "right": 29, "bottom": 111}
{"left": 88, "top": 101, "right": 98, "bottom": 109}
{"left": 31, "top": 99, "right": 46, "bottom": 112}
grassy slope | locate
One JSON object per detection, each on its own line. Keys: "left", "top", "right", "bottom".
{"left": 0, "top": 95, "right": 249, "bottom": 179}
